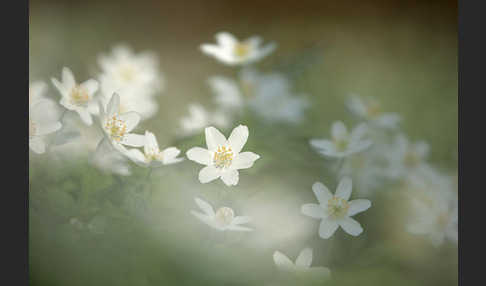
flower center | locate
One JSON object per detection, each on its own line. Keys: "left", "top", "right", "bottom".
{"left": 234, "top": 42, "right": 252, "bottom": 58}
{"left": 104, "top": 115, "right": 127, "bottom": 142}
{"left": 215, "top": 207, "right": 234, "bottom": 227}
{"left": 213, "top": 146, "right": 234, "bottom": 169}
{"left": 70, "top": 85, "right": 90, "bottom": 106}
{"left": 327, "top": 196, "right": 349, "bottom": 219}
{"left": 333, "top": 139, "right": 349, "bottom": 152}
{"left": 119, "top": 65, "right": 136, "bottom": 82}
{"left": 145, "top": 146, "right": 161, "bottom": 162}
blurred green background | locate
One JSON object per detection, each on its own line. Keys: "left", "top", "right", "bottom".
{"left": 29, "top": 0, "right": 457, "bottom": 285}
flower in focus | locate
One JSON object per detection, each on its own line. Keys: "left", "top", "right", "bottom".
{"left": 301, "top": 177, "right": 371, "bottom": 238}
{"left": 29, "top": 99, "right": 63, "bottom": 154}
{"left": 200, "top": 32, "right": 276, "bottom": 66}
{"left": 98, "top": 44, "right": 163, "bottom": 120}
{"left": 273, "top": 248, "right": 331, "bottom": 280}
{"left": 346, "top": 95, "right": 400, "bottom": 129}
{"left": 99, "top": 93, "right": 145, "bottom": 150}
{"left": 190, "top": 197, "right": 252, "bottom": 231}
{"left": 310, "top": 121, "right": 372, "bottom": 158}
{"left": 125, "top": 131, "right": 183, "bottom": 167}
{"left": 51, "top": 67, "right": 99, "bottom": 125}
{"left": 186, "top": 125, "right": 260, "bottom": 186}
{"left": 179, "top": 103, "right": 230, "bottom": 136}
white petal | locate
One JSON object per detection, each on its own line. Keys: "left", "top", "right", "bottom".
{"left": 186, "top": 147, "right": 211, "bottom": 165}
{"left": 215, "top": 31, "right": 237, "bottom": 47}
{"left": 347, "top": 199, "right": 371, "bottom": 217}
{"left": 312, "top": 182, "right": 333, "bottom": 204}
{"left": 227, "top": 125, "right": 248, "bottom": 154}
{"left": 119, "top": 112, "right": 141, "bottom": 132}
{"left": 220, "top": 169, "right": 239, "bottom": 186}
{"left": 80, "top": 79, "right": 99, "bottom": 96}
{"left": 331, "top": 121, "right": 348, "bottom": 141}
{"left": 335, "top": 177, "right": 352, "bottom": 200}
{"left": 350, "top": 123, "right": 368, "bottom": 142}
{"left": 273, "top": 251, "right": 294, "bottom": 270}
{"left": 205, "top": 126, "right": 227, "bottom": 150}
{"left": 77, "top": 109, "right": 93, "bottom": 126}
{"left": 62, "top": 67, "right": 76, "bottom": 89}
{"left": 29, "top": 136, "right": 46, "bottom": 154}
{"left": 194, "top": 197, "right": 215, "bottom": 216}
{"left": 161, "top": 147, "right": 183, "bottom": 164}
{"left": 36, "top": 121, "right": 62, "bottom": 136}
{"left": 231, "top": 152, "right": 260, "bottom": 170}
{"left": 144, "top": 130, "right": 159, "bottom": 152}
{"left": 309, "top": 139, "right": 334, "bottom": 151}
{"left": 198, "top": 166, "right": 221, "bottom": 183}
{"left": 301, "top": 204, "right": 325, "bottom": 219}
{"left": 295, "top": 248, "right": 313, "bottom": 267}
{"left": 319, "top": 220, "right": 339, "bottom": 239}
{"left": 107, "top": 93, "right": 120, "bottom": 117}
{"left": 338, "top": 217, "right": 363, "bottom": 236}
{"left": 51, "top": 77, "right": 68, "bottom": 97}
{"left": 120, "top": 133, "right": 145, "bottom": 147}
{"left": 232, "top": 216, "right": 252, "bottom": 225}
{"left": 226, "top": 225, "right": 253, "bottom": 231}
{"left": 190, "top": 210, "right": 214, "bottom": 226}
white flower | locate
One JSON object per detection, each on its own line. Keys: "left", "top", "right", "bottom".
{"left": 29, "top": 81, "right": 49, "bottom": 107}
{"left": 98, "top": 44, "right": 163, "bottom": 120}
{"left": 310, "top": 121, "right": 372, "bottom": 158}
{"left": 98, "top": 93, "right": 145, "bottom": 150}
{"left": 273, "top": 248, "right": 331, "bottom": 279}
{"left": 346, "top": 95, "right": 400, "bottom": 129}
{"left": 190, "top": 197, "right": 252, "bottom": 231}
{"left": 200, "top": 32, "right": 276, "bottom": 66}
{"left": 179, "top": 103, "right": 230, "bottom": 136}
{"left": 186, "top": 125, "right": 260, "bottom": 186}
{"left": 29, "top": 100, "right": 63, "bottom": 154}
{"left": 384, "top": 133, "right": 431, "bottom": 180}
{"left": 125, "top": 131, "right": 183, "bottom": 167}
{"left": 51, "top": 67, "right": 99, "bottom": 125}
{"left": 91, "top": 137, "right": 132, "bottom": 176}
{"left": 301, "top": 177, "right": 371, "bottom": 239}
{"left": 338, "top": 152, "right": 386, "bottom": 196}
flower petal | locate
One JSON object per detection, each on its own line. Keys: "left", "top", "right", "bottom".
{"left": 231, "top": 152, "right": 260, "bottom": 170}
{"left": 319, "top": 220, "right": 339, "bottom": 239}
{"left": 124, "top": 148, "right": 148, "bottom": 166}
{"left": 338, "top": 217, "right": 363, "bottom": 236}
{"left": 331, "top": 121, "right": 348, "bottom": 141}
{"left": 335, "top": 177, "right": 352, "bottom": 200}
{"left": 120, "top": 133, "right": 145, "bottom": 147}
{"left": 301, "top": 204, "right": 325, "bottom": 219}
{"left": 62, "top": 67, "right": 76, "bottom": 89}
{"left": 77, "top": 109, "right": 93, "bottom": 126}
{"left": 107, "top": 93, "right": 120, "bottom": 117}
{"left": 273, "top": 251, "right": 294, "bottom": 270}
{"left": 29, "top": 136, "right": 46, "bottom": 154}
{"left": 220, "top": 169, "right": 239, "bottom": 186}
{"left": 226, "top": 225, "right": 253, "bottom": 231}
{"left": 227, "top": 125, "right": 248, "bottom": 154}
{"left": 232, "top": 216, "right": 252, "bottom": 225}
{"left": 119, "top": 112, "right": 141, "bottom": 132}
{"left": 161, "top": 147, "right": 183, "bottom": 164}
{"left": 309, "top": 139, "right": 334, "bottom": 151}
{"left": 295, "top": 248, "right": 313, "bottom": 267}
{"left": 205, "top": 126, "right": 227, "bottom": 150}
{"left": 194, "top": 197, "right": 215, "bottom": 216}
{"left": 312, "top": 182, "right": 333, "bottom": 204}
{"left": 198, "top": 165, "right": 221, "bottom": 183}
{"left": 348, "top": 199, "right": 371, "bottom": 217}
{"left": 80, "top": 79, "right": 99, "bottom": 95}
{"left": 186, "top": 147, "right": 211, "bottom": 165}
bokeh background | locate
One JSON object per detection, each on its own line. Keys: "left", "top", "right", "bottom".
{"left": 29, "top": 0, "right": 458, "bottom": 285}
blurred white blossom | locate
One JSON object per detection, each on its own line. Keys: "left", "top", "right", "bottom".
{"left": 29, "top": 81, "right": 49, "bottom": 107}
{"left": 301, "top": 177, "right": 371, "bottom": 238}
{"left": 51, "top": 67, "right": 99, "bottom": 125}
{"left": 125, "top": 131, "right": 183, "bottom": 168}
{"left": 346, "top": 95, "right": 400, "bottom": 129}
{"left": 190, "top": 197, "right": 252, "bottom": 231}
{"left": 310, "top": 121, "right": 372, "bottom": 158}
{"left": 179, "top": 103, "right": 230, "bottom": 136}
{"left": 273, "top": 248, "right": 331, "bottom": 279}
{"left": 200, "top": 32, "right": 276, "bottom": 66}
{"left": 91, "top": 136, "right": 132, "bottom": 176}
{"left": 29, "top": 97, "right": 63, "bottom": 154}
{"left": 186, "top": 125, "right": 260, "bottom": 186}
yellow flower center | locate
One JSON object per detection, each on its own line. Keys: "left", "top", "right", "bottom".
{"left": 333, "top": 139, "right": 349, "bottom": 152}
{"left": 119, "top": 65, "right": 136, "bottom": 82}
{"left": 215, "top": 207, "right": 234, "bottom": 227}
{"left": 234, "top": 42, "right": 252, "bottom": 58}
{"left": 104, "top": 115, "right": 127, "bottom": 142}
{"left": 327, "top": 196, "right": 349, "bottom": 219}
{"left": 70, "top": 85, "right": 90, "bottom": 106}
{"left": 213, "top": 146, "right": 234, "bottom": 169}
{"left": 145, "top": 146, "right": 162, "bottom": 163}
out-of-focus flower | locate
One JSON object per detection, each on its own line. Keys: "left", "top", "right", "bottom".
{"left": 98, "top": 93, "right": 145, "bottom": 150}
{"left": 186, "top": 125, "right": 260, "bottom": 186}
{"left": 346, "top": 95, "right": 400, "bottom": 129}
{"left": 29, "top": 81, "right": 49, "bottom": 107}
{"left": 301, "top": 177, "right": 371, "bottom": 239}
{"left": 91, "top": 137, "right": 132, "bottom": 176}
{"left": 51, "top": 67, "right": 99, "bottom": 125}
{"left": 190, "top": 197, "right": 252, "bottom": 231}
{"left": 208, "top": 69, "right": 309, "bottom": 124}
{"left": 406, "top": 170, "right": 458, "bottom": 247}
{"left": 310, "top": 121, "right": 372, "bottom": 158}
{"left": 125, "top": 131, "right": 183, "bottom": 167}
{"left": 273, "top": 248, "right": 331, "bottom": 279}
{"left": 200, "top": 32, "right": 276, "bottom": 66}
{"left": 98, "top": 44, "right": 163, "bottom": 120}
{"left": 179, "top": 103, "right": 230, "bottom": 136}
{"left": 29, "top": 100, "right": 63, "bottom": 154}
{"left": 338, "top": 151, "right": 386, "bottom": 196}
{"left": 384, "top": 134, "right": 432, "bottom": 181}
